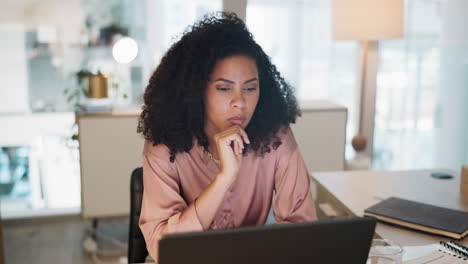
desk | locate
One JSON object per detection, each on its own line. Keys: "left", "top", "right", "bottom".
{"left": 311, "top": 169, "right": 468, "bottom": 246}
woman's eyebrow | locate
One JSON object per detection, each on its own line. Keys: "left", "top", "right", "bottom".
{"left": 244, "top": 78, "right": 258, "bottom": 84}
{"left": 213, "top": 78, "right": 258, "bottom": 84}
{"left": 214, "top": 78, "right": 235, "bottom": 84}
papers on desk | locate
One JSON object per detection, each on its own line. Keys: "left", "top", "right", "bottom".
{"left": 403, "top": 241, "right": 468, "bottom": 263}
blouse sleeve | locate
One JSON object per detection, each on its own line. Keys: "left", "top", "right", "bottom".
{"left": 272, "top": 127, "right": 318, "bottom": 223}
{"left": 139, "top": 141, "right": 203, "bottom": 261}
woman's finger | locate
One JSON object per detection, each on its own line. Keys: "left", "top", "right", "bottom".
{"left": 231, "top": 135, "right": 243, "bottom": 156}
{"left": 217, "top": 126, "right": 248, "bottom": 155}
{"left": 238, "top": 127, "right": 250, "bottom": 144}
{"left": 232, "top": 138, "right": 239, "bottom": 155}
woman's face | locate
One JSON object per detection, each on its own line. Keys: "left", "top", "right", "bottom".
{"left": 204, "top": 55, "right": 260, "bottom": 135}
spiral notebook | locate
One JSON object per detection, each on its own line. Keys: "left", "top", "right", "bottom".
{"left": 404, "top": 241, "right": 468, "bottom": 264}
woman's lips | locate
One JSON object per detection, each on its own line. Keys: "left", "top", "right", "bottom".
{"left": 228, "top": 116, "right": 246, "bottom": 126}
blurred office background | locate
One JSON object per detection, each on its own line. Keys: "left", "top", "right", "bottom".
{"left": 0, "top": 0, "right": 467, "bottom": 262}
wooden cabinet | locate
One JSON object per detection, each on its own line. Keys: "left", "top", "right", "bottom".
{"left": 292, "top": 100, "right": 347, "bottom": 172}
{"left": 77, "top": 112, "right": 144, "bottom": 219}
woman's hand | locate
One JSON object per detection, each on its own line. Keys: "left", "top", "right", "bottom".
{"left": 213, "top": 125, "right": 250, "bottom": 185}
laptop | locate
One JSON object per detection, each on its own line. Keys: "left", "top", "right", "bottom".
{"left": 159, "top": 216, "right": 376, "bottom": 264}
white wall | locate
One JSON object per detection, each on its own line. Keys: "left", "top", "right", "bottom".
{"left": 0, "top": 0, "right": 85, "bottom": 43}
{"left": 0, "top": 24, "right": 29, "bottom": 113}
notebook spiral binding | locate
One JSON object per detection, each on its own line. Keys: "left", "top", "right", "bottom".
{"left": 440, "top": 241, "right": 468, "bottom": 260}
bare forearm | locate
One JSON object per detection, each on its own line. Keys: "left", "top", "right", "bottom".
{"left": 195, "top": 125, "right": 249, "bottom": 229}
{"left": 194, "top": 174, "right": 232, "bottom": 229}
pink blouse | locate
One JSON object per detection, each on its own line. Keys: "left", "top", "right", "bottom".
{"left": 139, "top": 126, "right": 317, "bottom": 260}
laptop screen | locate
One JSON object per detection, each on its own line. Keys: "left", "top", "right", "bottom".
{"left": 159, "top": 216, "right": 376, "bottom": 264}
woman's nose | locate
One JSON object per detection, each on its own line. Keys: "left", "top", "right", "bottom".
{"left": 231, "top": 91, "right": 246, "bottom": 109}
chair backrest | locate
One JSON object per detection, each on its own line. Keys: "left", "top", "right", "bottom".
{"left": 128, "top": 167, "right": 149, "bottom": 263}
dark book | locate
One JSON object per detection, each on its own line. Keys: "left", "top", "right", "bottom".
{"left": 364, "top": 197, "right": 468, "bottom": 240}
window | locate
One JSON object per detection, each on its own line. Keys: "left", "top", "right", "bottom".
{"left": 248, "top": 0, "right": 468, "bottom": 169}
{"left": 372, "top": 0, "right": 468, "bottom": 170}
{"left": 247, "top": 0, "right": 360, "bottom": 158}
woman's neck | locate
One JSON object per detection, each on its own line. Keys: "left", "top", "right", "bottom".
{"left": 204, "top": 126, "right": 220, "bottom": 160}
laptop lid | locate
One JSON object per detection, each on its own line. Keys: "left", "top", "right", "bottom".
{"left": 159, "top": 216, "right": 376, "bottom": 264}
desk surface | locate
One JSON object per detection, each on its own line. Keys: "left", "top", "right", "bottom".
{"left": 312, "top": 169, "right": 468, "bottom": 246}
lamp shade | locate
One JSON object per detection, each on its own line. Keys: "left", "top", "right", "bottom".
{"left": 332, "top": 0, "right": 404, "bottom": 41}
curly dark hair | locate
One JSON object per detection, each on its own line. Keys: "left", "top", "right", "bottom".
{"left": 137, "top": 12, "right": 301, "bottom": 162}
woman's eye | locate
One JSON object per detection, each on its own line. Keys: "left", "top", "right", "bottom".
{"left": 216, "top": 87, "right": 230, "bottom": 91}
{"left": 245, "top": 87, "right": 257, "bottom": 91}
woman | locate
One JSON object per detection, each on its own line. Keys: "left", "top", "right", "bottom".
{"left": 137, "top": 12, "right": 317, "bottom": 260}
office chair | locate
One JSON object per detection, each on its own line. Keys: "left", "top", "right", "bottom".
{"left": 128, "top": 167, "right": 149, "bottom": 263}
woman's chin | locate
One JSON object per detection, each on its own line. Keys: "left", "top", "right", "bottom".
{"left": 228, "top": 122, "right": 249, "bottom": 130}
